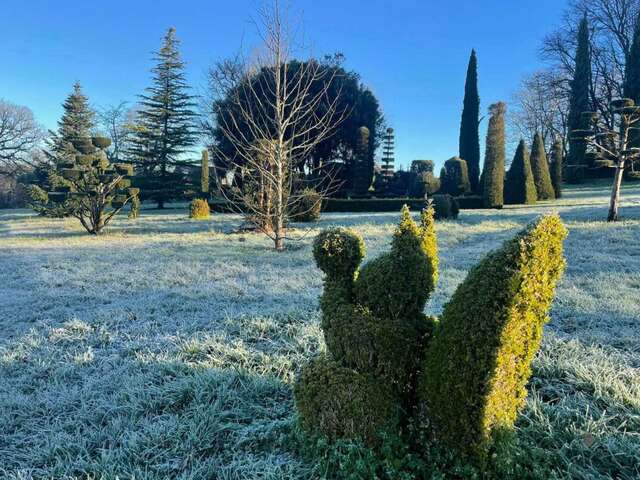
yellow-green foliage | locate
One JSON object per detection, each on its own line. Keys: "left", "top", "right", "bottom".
{"left": 189, "top": 198, "right": 210, "bottom": 220}
{"left": 419, "top": 214, "right": 567, "bottom": 462}
{"left": 295, "top": 206, "right": 439, "bottom": 445}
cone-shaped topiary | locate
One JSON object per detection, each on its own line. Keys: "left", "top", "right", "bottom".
{"left": 439, "top": 157, "right": 471, "bottom": 196}
{"left": 530, "top": 133, "right": 555, "bottom": 200}
{"left": 505, "top": 140, "right": 537, "bottom": 205}
{"left": 419, "top": 214, "right": 567, "bottom": 463}
{"left": 550, "top": 137, "right": 564, "bottom": 199}
{"left": 295, "top": 206, "right": 439, "bottom": 445}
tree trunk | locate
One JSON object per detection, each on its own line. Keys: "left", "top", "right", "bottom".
{"left": 274, "top": 226, "right": 285, "bottom": 251}
{"left": 608, "top": 160, "right": 625, "bottom": 222}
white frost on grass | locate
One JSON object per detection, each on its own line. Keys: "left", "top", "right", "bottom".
{"left": 0, "top": 183, "right": 639, "bottom": 479}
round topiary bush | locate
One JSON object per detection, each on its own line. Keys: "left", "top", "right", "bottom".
{"left": 290, "top": 188, "right": 322, "bottom": 222}
{"left": 431, "top": 194, "right": 459, "bottom": 220}
{"left": 313, "top": 228, "right": 365, "bottom": 280}
{"left": 294, "top": 354, "right": 400, "bottom": 446}
{"left": 439, "top": 157, "right": 471, "bottom": 196}
{"left": 189, "top": 198, "right": 210, "bottom": 220}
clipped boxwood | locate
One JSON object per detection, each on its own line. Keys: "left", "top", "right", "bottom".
{"left": 294, "top": 354, "right": 400, "bottom": 446}
{"left": 419, "top": 214, "right": 567, "bottom": 463}
{"left": 431, "top": 194, "right": 459, "bottom": 220}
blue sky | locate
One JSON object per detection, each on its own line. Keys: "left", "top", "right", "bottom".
{"left": 1, "top": 0, "right": 567, "bottom": 170}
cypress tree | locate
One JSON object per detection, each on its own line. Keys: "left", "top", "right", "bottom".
{"left": 530, "top": 132, "right": 555, "bottom": 200}
{"left": 505, "top": 140, "right": 537, "bottom": 205}
{"left": 624, "top": 13, "right": 640, "bottom": 149}
{"left": 129, "top": 27, "right": 198, "bottom": 208}
{"left": 482, "top": 102, "right": 506, "bottom": 208}
{"left": 550, "top": 137, "right": 564, "bottom": 199}
{"left": 201, "top": 150, "right": 210, "bottom": 195}
{"left": 459, "top": 49, "right": 481, "bottom": 193}
{"left": 566, "top": 15, "right": 592, "bottom": 182}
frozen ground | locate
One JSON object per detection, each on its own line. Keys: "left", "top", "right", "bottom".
{"left": 0, "top": 182, "right": 639, "bottom": 479}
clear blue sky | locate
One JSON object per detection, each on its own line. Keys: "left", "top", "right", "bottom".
{"left": 1, "top": 0, "right": 567, "bottom": 171}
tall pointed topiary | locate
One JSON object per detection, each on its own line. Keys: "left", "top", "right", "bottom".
{"left": 459, "top": 49, "right": 481, "bottom": 193}
{"left": 530, "top": 132, "right": 555, "bottom": 200}
{"left": 419, "top": 214, "right": 567, "bottom": 463}
{"left": 353, "top": 126, "right": 372, "bottom": 196}
{"left": 566, "top": 15, "right": 592, "bottom": 182}
{"left": 295, "top": 206, "right": 439, "bottom": 445}
{"left": 624, "top": 12, "right": 640, "bottom": 149}
{"left": 505, "top": 140, "right": 537, "bottom": 205}
{"left": 550, "top": 137, "right": 564, "bottom": 199}
{"left": 482, "top": 102, "right": 506, "bottom": 208}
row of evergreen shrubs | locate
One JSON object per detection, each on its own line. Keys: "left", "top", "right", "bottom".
{"left": 295, "top": 206, "right": 568, "bottom": 471}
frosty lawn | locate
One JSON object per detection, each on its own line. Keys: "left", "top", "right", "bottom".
{"left": 1, "top": 182, "right": 639, "bottom": 479}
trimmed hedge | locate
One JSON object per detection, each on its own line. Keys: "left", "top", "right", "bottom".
{"left": 455, "top": 195, "right": 484, "bottom": 210}
{"left": 290, "top": 188, "right": 322, "bottom": 222}
{"left": 419, "top": 214, "right": 567, "bottom": 463}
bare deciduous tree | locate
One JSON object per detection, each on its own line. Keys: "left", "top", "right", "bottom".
{"left": 212, "top": 0, "right": 346, "bottom": 251}
{"left": 510, "top": 70, "right": 570, "bottom": 152}
{"left": 0, "top": 100, "right": 44, "bottom": 176}
{"left": 97, "top": 102, "right": 138, "bottom": 162}
{"left": 572, "top": 98, "right": 640, "bottom": 221}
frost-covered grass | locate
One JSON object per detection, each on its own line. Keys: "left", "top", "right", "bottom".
{"left": 0, "top": 182, "right": 639, "bottom": 479}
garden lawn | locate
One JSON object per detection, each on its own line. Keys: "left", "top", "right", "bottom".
{"left": 0, "top": 182, "right": 639, "bottom": 479}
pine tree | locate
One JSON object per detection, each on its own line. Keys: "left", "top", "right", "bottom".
{"left": 482, "top": 102, "right": 506, "bottom": 208}
{"left": 129, "top": 27, "right": 198, "bottom": 208}
{"left": 530, "top": 132, "right": 555, "bottom": 200}
{"left": 550, "top": 137, "right": 564, "bottom": 199}
{"left": 505, "top": 140, "right": 537, "bottom": 205}
{"left": 201, "top": 150, "right": 210, "bottom": 195}
{"left": 459, "top": 49, "right": 481, "bottom": 193}
{"left": 566, "top": 15, "right": 592, "bottom": 182}
{"left": 49, "top": 82, "right": 95, "bottom": 162}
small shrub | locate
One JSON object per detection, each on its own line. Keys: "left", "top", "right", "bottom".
{"left": 431, "top": 194, "right": 459, "bottom": 219}
{"left": 419, "top": 214, "right": 567, "bottom": 463}
{"left": 189, "top": 198, "right": 210, "bottom": 219}
{"left": 290, "top": 188, "right": 322, "bottom": 222}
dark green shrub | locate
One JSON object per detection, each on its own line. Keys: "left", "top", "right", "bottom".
{"left": 550, "top": 138, "right": 563, "bottom": 198}
{"left": 189, "top": 198, "right": 210, "bottom": 219}
{"left": 455, "top": 195, "right": 484, "bottom": 210}
{"left": 440, "top": 157, "right": 471, "bottom": 196}
{"left": 419, "top": 214, "right": 567, "bottom": 463}
{"left": 409, "top": 171, "right": 440, "bottom": 198}
{"left": 294, "top": 355, "right": 400, "bottom": 446}
{"left": 505, "top": 140, "right": 537, "bottom": 205}
{"left": 530, "top": 133, "right": 555, "bottom": 200}
{"left": 323, "top": 198, "right": 429, "bottom": 213}
{"left": 290, "top": 188, "right": 322, "bottom": 222}
{"left": 432, "top": 194, "right": 459, "bottom": 219}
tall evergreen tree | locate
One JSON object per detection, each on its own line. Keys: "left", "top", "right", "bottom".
{"left": 624, "top": 13, "right": 640, "bottom": 103}
{"left": 550, "top": 137, "right": 564, "bottom": 199}
{"left": 129, "top": 27, "right": 198, "bottom": 208}
{"left": 530, "top": 132, "right": 555, "bottom": 200}
{"left": 49, "top": 82, "right": 95, "bottom": 161}
{"left": 566, "top": 15, "right": 592, "bottom": 182}
{"left": 482, "top": 102, "right": 506, "bottom": 209}
{"left": 505, "top": 140, "right": 537, "bottom": 205}
{"left": 353, "top": 126, "right": 371, "bottom": 196}
{"left": 459, "top": 49, "right": 481, "bottom": 193}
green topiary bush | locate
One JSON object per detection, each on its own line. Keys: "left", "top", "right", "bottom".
{"left": 189, "top": 198, "right": 210, "bottom": 220}
{"left": 290, "top": 188, "right": 322, "bottom": 222}
{"left": 294, "top": 354, "right": 400, "bottom": 447}
{"left": 505, "top": 140, "right": 537, "bottom": 205}
{"left": 439, "top": 157, "right": 471, "bottom": 196}
{"left": 296, "top": 206, "right": 439, "bottom": 445}
{"left": 431, "top": 194, "right": 460, "bottom": 220}
{"left": 419, "top": 214, "right": 567, "bottom": 463}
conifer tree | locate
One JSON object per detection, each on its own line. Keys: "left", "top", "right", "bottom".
{"left": 624, "top": 13, "right": 640, "bottom": 149}
{"left": 459, "top": 50, "right": 481, "bottom": 192}
{"left": 48, "top": 82, "right": 95, "bottom": 161}
{"left": 566, "top": 15, "right": 592, "bottom": 182}
{"left": 550, "top": 137, "right": 564, "bottom": 199}
{"left": 129, "top": 27, "right": 198, "bottom": 208}
{"left": 353, "top": 126, "right": 371, "bottom": 196}
{"left": 482, "top": 102, "right": 506, "bottom": 208}
{"left": 505, "top": 140, "right": 537, "bottom": 205}
{"left": 530, "top": 132, "right": 555, "bottom": 200}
